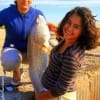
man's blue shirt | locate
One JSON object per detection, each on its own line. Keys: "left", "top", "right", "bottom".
{"left": 0, "top": 4, "right": 44, "bottom": 52}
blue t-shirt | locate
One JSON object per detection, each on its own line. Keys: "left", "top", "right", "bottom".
{"left": 0, "top": 4, "right": 44, "bottom": 52}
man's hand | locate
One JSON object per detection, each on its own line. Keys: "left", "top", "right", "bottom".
{"left": 47, "top": 22, "right": 57, "bottom": 33}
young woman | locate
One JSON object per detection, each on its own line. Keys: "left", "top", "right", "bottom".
{"left": 35, "top": 6, "right": 99, "bottom": 100}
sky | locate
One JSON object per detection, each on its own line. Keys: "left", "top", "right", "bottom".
{"left": 0, "top": 0, "right": 100, "bottom": 23}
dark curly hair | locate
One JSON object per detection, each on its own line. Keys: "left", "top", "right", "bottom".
{"left": 56, "top": 6, "right": 99, "bottom": 50}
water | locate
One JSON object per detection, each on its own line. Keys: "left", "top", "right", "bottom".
{"left": 35, "top": 4, "right": 100, "bottom": 23}
{"left": 0, "top": 0, "right": 100, "bottom": 23}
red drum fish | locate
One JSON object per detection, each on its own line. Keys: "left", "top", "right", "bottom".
{"left": 27, "top": 15, "right": 50, "bottom": 92}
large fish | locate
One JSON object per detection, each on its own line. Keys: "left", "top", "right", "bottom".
{"left": 27, "top": 15, "right": 50, "bottom": 92}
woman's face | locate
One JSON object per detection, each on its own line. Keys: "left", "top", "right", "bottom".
{"left": 63, "top": 14, "right": 83, "bottom": 43}
{"left": 16, "top": 0, "right": 32, "bottom": 14}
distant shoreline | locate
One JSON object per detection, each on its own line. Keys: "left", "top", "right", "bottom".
{"left": 0, "top": 22, "right": 100, "bottom": 29}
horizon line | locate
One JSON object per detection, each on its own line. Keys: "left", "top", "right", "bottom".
{"left": 1, "top": 1, "right": 100, "bottom": 5}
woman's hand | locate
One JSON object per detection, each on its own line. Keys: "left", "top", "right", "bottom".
{"left": 35, "top": 90, "right": 55, "bottom": 100}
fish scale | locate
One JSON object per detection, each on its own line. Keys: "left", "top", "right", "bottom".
{"left": 27, "top": 15, "right": 50, "bottom": 92}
